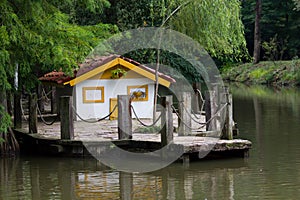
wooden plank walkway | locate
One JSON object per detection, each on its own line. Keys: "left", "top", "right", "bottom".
{"left": 15, "top": 113, "right": 251, "bottom": 160}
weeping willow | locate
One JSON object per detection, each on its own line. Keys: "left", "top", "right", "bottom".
{"left": 153, "top": 0, "right": 248, "bottom": 61}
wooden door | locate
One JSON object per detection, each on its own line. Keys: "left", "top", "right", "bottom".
{"left": 109, "top": 98, "right": 118, "bottom": 120}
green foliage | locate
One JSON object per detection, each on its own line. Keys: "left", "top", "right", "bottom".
{"left": 242, "top": 0, "right": 300, "bottom": 60}
{"left": 0, "top": 0, "right": 118, "bottom": 136}
{"left": 124, "top": 49, "right": 203, "bottom": 83}
{"left": 170, "top": 0, "right": 248, "bottom": 62}
{"left": 293, "top": 0, "right": 300, "bottom": 10}
{"left": 51, "top": 0, "right": 111, "bottom": 25}
{"left": 0, "top": 0, "right": 118, "bottom": 90}
{"left": 222, "top": 60, "right": 300, "bottom": 86}
{"left": 110, "top": 68, "right": 127, "bottom": 79}
{"left": 0, "top": 106, "right": 11, "bottom": 134}
{"left": 106, "top": 0, "right": 248, "bottom": 63}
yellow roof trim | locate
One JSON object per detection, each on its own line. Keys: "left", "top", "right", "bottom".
{"left": 64, "top": 58, "right": 119, "bottom": 86}
{"left": 118, "top": 59, "right": 171, "bottom": 87}
{"left": 64, "top": 57, "right": 171, "bottom": 88}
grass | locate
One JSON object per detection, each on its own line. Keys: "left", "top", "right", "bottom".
{"left": 221, "top": 59, "right": 300, "bottom": 86}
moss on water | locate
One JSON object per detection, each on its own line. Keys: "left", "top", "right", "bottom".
{"left": 221, "top": 60, "right": 300, "bottom": 86}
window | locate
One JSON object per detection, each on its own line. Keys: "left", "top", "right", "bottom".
{"left": 127, "top": 85, "right": 148, "bottom": 101}
{"left": 82, "top": 87, "right": 104, "bottom": 103}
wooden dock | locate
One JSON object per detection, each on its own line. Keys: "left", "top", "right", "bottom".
{"left": 14, "top": 118, "right": 251, "bottom": 161}
{"left": 14, "top": 90, "right": 252, "bottom": 163}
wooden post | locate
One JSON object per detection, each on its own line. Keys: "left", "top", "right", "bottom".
{"left": 51, "top": 86, "right": 57, "bottom": 114}
{"left": 119, "top": 172, "right": 133, "bottom": 200}
{"left": 222, "top": 88, "right": 233, "bottom": 140}
{"left": 178, "top": 92, "right": 192, "bottom": 136}
{"left": 205, "top": 91, "right": 211, "bottom": 131}
{"left": 60, "top": 96, "right": 74, "bottom": 140}
{"left": 29, "top": 93, "right": 38, "bottom": 133}
{"left": 160, "top": 96, "right": 173, "bottom": 146}
{"left": 118, "top": 95, "right": 132, "bottom": 140}
{"left": 37, "top": 85, "right": 44, "bottom": 112}
{"left": 205, "top": 90, "right": 218, "bottom": 131}
{"left": 192, "top": 83, "right": 201, "bottom": 113}
{"left": 212, "top": 83, "right": 221, "bottom": 131}
{"left": 14, "top": 91, "right": 22, "bottom": 129}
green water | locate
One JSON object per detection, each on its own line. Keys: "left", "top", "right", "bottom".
{"left": 1, "top": 85, "right": 300, "bottom": 199}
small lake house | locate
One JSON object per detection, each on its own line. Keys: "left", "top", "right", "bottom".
{"left": 39, "top": 55, "right": 175, "bottom": 120}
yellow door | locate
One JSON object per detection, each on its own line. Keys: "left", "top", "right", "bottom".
{"left": 109, "top": 98, "right": 118, "bottom": 120}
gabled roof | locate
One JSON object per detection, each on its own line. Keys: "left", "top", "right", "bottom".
{"left": 39, "top": 55, "right": 175, "bottom": 88}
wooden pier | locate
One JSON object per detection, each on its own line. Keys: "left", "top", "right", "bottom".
{"left": 14, "top": 88, "right": 252, "bottom": 163}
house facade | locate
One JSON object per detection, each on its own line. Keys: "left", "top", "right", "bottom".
{"left": 39, "top": 55, "right": 175, "bottom": 120}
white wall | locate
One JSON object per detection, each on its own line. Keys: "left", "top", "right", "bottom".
{"left": 75, "top": 78, "right": 155, "bottom": 120}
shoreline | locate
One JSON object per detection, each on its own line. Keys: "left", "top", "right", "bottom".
{"left": 221, "top": 60, "right": 300, "bottom": 87}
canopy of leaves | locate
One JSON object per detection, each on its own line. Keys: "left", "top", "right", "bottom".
{"left": 105, "top": 0, "right": 248, "bottom": 63}
{"left": 0, "top": 0, "right": 118, "bottom": 140}
{"left": 51, "top": 0, "right": 111, "bottom": 25}
{"left": 0, "top": 0, "right": 118, "bottom": 90}
{"left": 169, "top": 0, "right": 248, "bottom": 62}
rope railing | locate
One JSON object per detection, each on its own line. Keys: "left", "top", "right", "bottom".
{"left": 38, "top": 88, "right": 52, "bottom": 101}
{"left": 37, "top": 106, "right": 58, "bottom": 126}
{"left": 20, "top": 98, "right": 28, "bottom": 121}
{"left": 172, "top": 105, "right": 197, "bottom": 130}
{"left": 72, "top": 105, "right": 117, "bottom": 123}
{"left": 131, "top": 105, "right": 162, "bottom": 127}
{"left": 172, "top": 102, "right": 228, "bottom": 131}
{"left": 179, "top": 101, "right": 206, "bottom": 125}
{"left": 195, "top": 89, "right": 205, "bottom": 117}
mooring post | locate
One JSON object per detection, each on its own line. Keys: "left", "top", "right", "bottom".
{"left": 37, "top": 84, "right": 44, "bottom": 112}
{"left": 192, "top": 83, "right": 201, "bottom": 113}
{"left": 178, "top": 92, "right": 192, "bottom": 136}
{"left": 205, "top": 90, "right": 218, "bottom": 131}
{"left": 51, "top": 86, "right": 57, "bottom": 114}
{"left": 212, "top": 83, "right": 221, "bottom": 131}
{"left": 29, "top": 93, "right": 38, "bottom": 133}
{"left": 60, "top": 96, "right": 74, "bottom": 140}
{"left": 118, "top": 95, "right": 132, "bottom": 140}
{"left": 161, "top": 95, "right": 173, "bottom": 146}
{"left": 205, "top": 91, "right": 211, "bottom": 131}
{"left": 14, "top": 91, "right": 22, "bottom": 129}
{"left": 222, "top": 87, "right": 233, "bottom": 140}
{"left": 119, "top": 172, "right": 133, "bottom": 200}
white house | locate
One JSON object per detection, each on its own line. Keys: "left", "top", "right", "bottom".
{"left": 39, "top": 55, "right": 175, "bottom": 120}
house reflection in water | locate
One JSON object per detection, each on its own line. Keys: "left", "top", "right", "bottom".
{"left": 0, "top": 157, "right": 247, "bottom": 200}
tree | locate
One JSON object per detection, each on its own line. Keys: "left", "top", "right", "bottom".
{"left": 293, "top": 0, "right": 300, "bottom": 10}
{"left": 253, "top": 0, "right": 262, "bottom": 64}
{"left": 0, "top": 0, "right": 118, "bottom": 155}
{"left": 105, "top": 0, "right": 248, "bottom": 63}
{"left": 242, "top": 0, "right": 300, "bottom": 61}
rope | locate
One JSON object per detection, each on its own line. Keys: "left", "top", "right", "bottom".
{"left": 37, "top": 88, "right": 52, "bottom": 101}
{"left": 172, "top": 102, "right": 228, "bottom": 131}
{"left": 72, "top": 105, "right": 117, "bottom": 123}
{"left": 196, "top": 89, "right": 204, "bottom": 102}
{"left": 37, "top": 106, "right": 58, "bottom": 126}
{"left": 20, "top": 99, "right": 28, "bottom": 121}
{"left": 172, "top": 105, "right": 195, "bottom": 130}
{"left": 179, "top": 102, "right": 206, "bottom": 125}
{"left": 131, "top": 105, "right": 162, "bottom": 127}
{"left": 193, "top": 89, "right": 205, "bottom": 118}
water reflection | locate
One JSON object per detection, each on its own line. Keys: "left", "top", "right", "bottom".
{"left": 2, "top": 84, "right": 300, "bottom": 199}
{"left": 0, "top": 157, "right": 249, "bottom": 200}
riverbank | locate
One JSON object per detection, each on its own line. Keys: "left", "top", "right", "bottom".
{"left": 221, "top": 59, "right": 300, "bottom": 86}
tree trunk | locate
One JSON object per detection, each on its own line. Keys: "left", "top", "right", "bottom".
{"left": 253, "top": 0, "right": 262, "bottom": 64}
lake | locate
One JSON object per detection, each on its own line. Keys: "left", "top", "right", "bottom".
{"left": 1, "top": 84, "right": 300, "bottom": 199}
